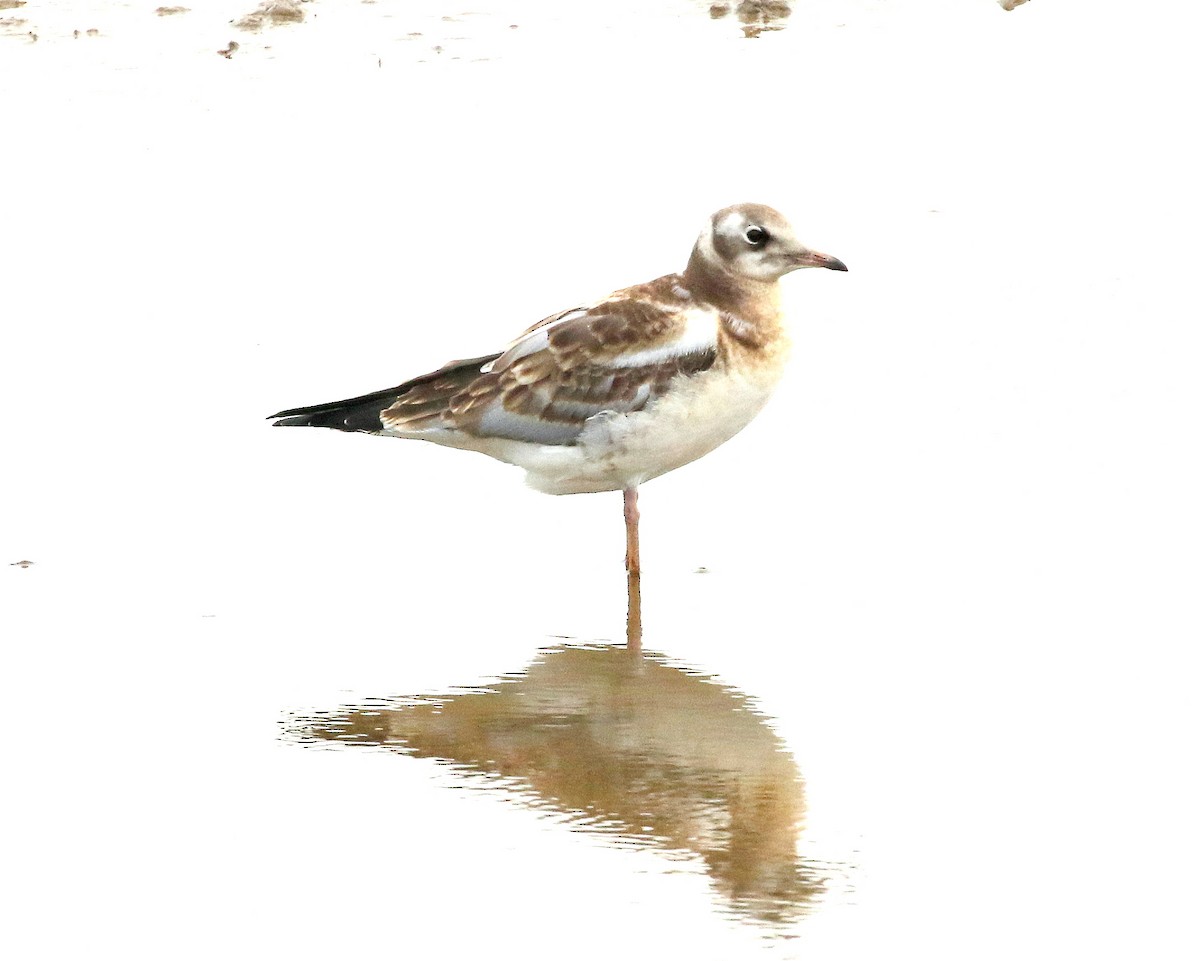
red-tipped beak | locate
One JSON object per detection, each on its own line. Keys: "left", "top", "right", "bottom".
{"left": 792, "top": 248, "right": 848, "bottom": 271}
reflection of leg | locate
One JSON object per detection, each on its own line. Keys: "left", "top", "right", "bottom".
{"left": 626, "top": 570, "right": 643, "bottom": 653}
{"left": 623, "top": 486, "right": 641, "bottom": 576}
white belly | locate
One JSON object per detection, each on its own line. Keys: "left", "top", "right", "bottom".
{"left": 498, "top": 359, "right": 787, "bottom": 494}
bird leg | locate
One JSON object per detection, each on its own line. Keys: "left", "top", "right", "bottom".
{"left": 625, "top": 567, "right": 643, "bottom": 654}
{"left": 623, "top": 486, "right": 642, "bottom": 652}
{"left": 623, "top": 486, "right": 641, "bottom": 577}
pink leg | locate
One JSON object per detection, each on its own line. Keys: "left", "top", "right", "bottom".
{"left": 623, "top": 487, "right": 642, "bottom": 652}
{"left": 623, "top": 487, "right": 641, "bottom": 577}
{"left": 626, "top": 567, "right": 642, "bottom": 654}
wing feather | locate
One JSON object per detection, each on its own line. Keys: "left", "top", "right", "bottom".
{"left": 378, "top": 275, "right": 718, "bottom": 446}
{"left": 443, "top": 276, "right": 719, "bottom": 446}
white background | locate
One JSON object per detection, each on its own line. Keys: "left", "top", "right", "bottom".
{"left": 4, "top": 1, "right": 1198, "bottom": 958}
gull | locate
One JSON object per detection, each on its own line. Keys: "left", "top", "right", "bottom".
{"left": 269, "top": 203, "right": 846, "bottom": 578}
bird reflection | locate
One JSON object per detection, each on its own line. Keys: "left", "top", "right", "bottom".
{"left": 289, "top": 643, "right": 826, "bottom": 924}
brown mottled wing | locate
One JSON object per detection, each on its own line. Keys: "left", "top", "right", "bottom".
{"left": 271, "top": 354, "right": 501, "bottom": 433}
{"left": 379, "top": 290, "right": 718, "bottom": 446}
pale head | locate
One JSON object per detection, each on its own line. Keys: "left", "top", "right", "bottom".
{"left": 692, "top": 203, "right": 848, "bottom": 284}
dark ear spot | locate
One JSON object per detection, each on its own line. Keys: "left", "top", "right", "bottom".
{"left": 711, "top": 227, "right": 741, "bottom": 262}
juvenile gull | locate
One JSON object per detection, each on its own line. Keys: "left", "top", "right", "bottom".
{"left": 269, "top": 203, "right": 847, "bottom": 576}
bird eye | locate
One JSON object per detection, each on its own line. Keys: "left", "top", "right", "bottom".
{"left": 744, "top": 225, "right": 770, "bottom": 246}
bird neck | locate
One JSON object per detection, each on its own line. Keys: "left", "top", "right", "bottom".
{"left": 682, "top": 250, "right": 784, "bottom": 350}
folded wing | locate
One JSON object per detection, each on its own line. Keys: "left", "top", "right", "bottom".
{"left": 381, "top": 286, "right": 719, "bottom": 446}
{"left": 269, "top": 354, "right": 501, "bottom": 433}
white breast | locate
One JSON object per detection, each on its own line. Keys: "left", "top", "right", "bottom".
{"left": 511, "top": 344, "right": 790, "bottom": 495}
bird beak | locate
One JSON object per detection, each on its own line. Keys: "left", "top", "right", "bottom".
{"left": 790, "top": 248, "right": 848, "bottom": 272}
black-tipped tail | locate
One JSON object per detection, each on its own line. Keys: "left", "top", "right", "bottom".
{"left": 270, "top": 385, "right": 406, "bottom": 432}
{"left": 267, "top": 353, "right": 501, "bottom": 434}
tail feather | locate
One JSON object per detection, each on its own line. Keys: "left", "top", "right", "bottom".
{"left": 268, "top": 353, "right": 501, "bottom": 433}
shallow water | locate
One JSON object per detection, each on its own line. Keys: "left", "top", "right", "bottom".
{"left": 5, "top": 1, "right": 1199, "bottom": 959}
{"left": 0, "top": 0, "right": 795, "bottom": 55}
{"left": 289, "top": 642, "right": 835, "bottom": 929}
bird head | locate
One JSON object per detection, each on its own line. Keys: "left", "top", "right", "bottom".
{"left": 695, "top": 203, "right": 848, "bottom": 283}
